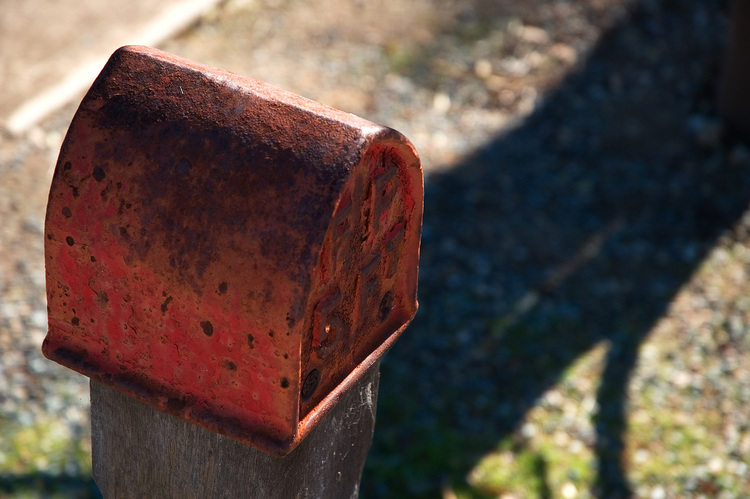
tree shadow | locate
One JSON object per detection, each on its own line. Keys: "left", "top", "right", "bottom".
{"left": 364, "top": 0, "right": 743, "bottom": 497}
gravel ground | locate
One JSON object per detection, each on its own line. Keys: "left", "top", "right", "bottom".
{"left": 0, "top": 105, "right": 94, "bottom": 496}
{"left": 1, "top": 0, "right": 747, "bottom": 497}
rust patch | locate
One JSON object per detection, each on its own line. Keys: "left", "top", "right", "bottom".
{"left": 42, "top": 45, "right": 423, "bottom": 456}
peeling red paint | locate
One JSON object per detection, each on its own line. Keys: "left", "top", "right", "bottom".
{"left": 42, "top": 46, "right": 423, "bottom": 456}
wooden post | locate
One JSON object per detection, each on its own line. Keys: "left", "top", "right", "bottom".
{"left": 719, "top": 0, "right": 750, "bottom": 138}
{"left": 91, "top": 361, "right": 380, "bottom": 499}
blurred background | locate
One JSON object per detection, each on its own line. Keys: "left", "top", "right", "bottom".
{"left": 1, "top": 0, "right": 749, "bottom": 497}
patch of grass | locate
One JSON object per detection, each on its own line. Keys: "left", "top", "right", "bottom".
{"left": 468, "top": 441, "right": 553, "bottom": 498}
{"left": 0, "top": 416, "right": 98, "bottom": 498}
{"left": 466, "top": 342, "right": 608, "bottom": 499}
{"left": 0, "top": 416, "right": 89, "bottom": 475}
{"left": 365, "top": 408, "right": 486, "bottom": 497}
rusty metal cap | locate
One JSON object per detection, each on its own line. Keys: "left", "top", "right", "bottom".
{"left": 42, "top": 45, "right": 423, "bottom": 456}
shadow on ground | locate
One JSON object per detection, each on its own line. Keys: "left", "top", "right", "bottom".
{"left": 363, "top": 1, "right": 744, "bottom": 497}
{"left": 0, "top": 473, "right": 100, "bottom": 498}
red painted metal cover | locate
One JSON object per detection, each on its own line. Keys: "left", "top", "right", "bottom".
{"left": 42, "top": 46, "right": 423, "bottom": 456}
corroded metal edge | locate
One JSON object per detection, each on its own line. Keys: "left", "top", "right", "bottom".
{"left": 296, "top": 128, "right": 423, "bottom": 449}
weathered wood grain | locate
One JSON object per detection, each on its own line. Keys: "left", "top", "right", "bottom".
{"left": 91, "top": 361, "right": 379, "bottom": 498}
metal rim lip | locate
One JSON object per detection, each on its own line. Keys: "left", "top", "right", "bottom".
{"left": 43, "top": 312, "right": 416, "bottom": 457}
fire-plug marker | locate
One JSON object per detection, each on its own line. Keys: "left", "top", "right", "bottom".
{"left": 42, "top": 46, "right": 423, "bottom": 497}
